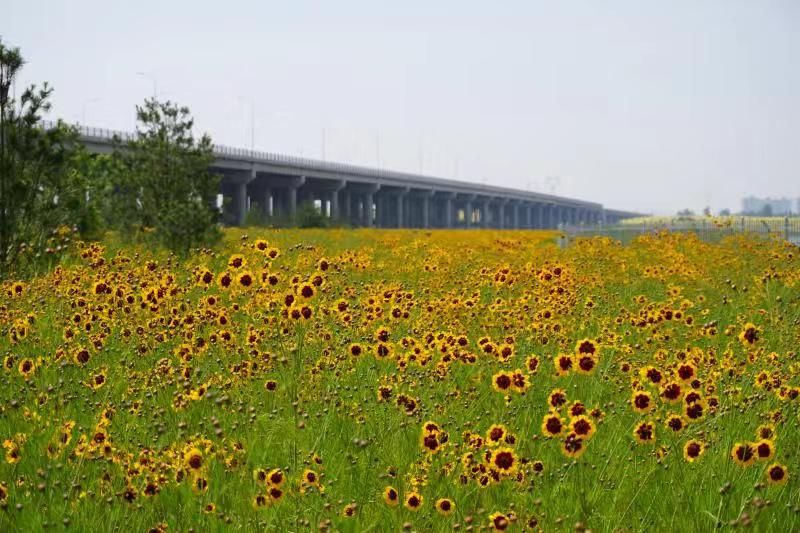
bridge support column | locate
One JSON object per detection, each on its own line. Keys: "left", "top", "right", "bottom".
{"left": 375, "top": 196, "right": 384, "bottom": 227}
{"left": 512, "top": 203, "right": 520, "bottom": 229}
{"left": 383, "top": 195, "right": 391, "bottom": 228}
{"left": 396, "top": 188, "right": 409, "bottom": 228}
{"left": 330, "top": 181, "right": 346, "bottom": 221}
{"left": 382, "top": 195, "right": 391, "bottom": 228}
{"left": 355, "top": 197, "right": 363, "bottom": 226}
{"left": 288, "top": 187, "right": 297, "bottom": 219}
{"left": 364, "top": 184, "right": 379, "bottom": 228}
{"left": 234, "top": 182, "right": 248, "bottom": 226}
{"left": 422, "top": 193, "right": 431, "bottom": 228}
{"left": 482, "top": 199, "right": 491, "bottom": 228}
{"left": 498, "top": 201, "right": 505, "bottom": 229}
{"left": 343, "top": 190, "right": 351, "bottom": 223}
{"left": 288, "top": 176, "right": 306, "bottom": 223}
{"left": 365, "top": 193, "right": 374, "bottom": 227}
{"left": 232, "top": 167, "right": 257, "bottom": 226}
{"left": 330, "top": 192, "right": 338, "bottom": 220}
{"left": 261, "top": 188, "right": 272, "bottom": 218}
{"left": 444, "top": 194, "right": 455, "bottom": 228}
{"left": 465, "top": 200, "right": 473, "bottom": 229}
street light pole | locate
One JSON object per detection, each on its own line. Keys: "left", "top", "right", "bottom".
{"left": 375, "top": 130, "right": 381, "bottom": 168}
{"left": 237, "top": 96, "right": 255, "bottom": 152}
{"left": 81, "top": 97, "right": 101, "bottom": 124}
{"left": 136, "top": 72, "right": 157, "bottom": 98}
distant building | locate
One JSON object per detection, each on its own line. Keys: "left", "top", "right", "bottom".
{"left": 741, "top": 196, "right": 794, "bottom": 216}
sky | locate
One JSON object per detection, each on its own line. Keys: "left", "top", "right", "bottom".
{"left": 5, "top": 0, "right": 800, "bottom": 214}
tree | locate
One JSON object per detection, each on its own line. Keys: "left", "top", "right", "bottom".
{"left": 112, "top": 98, "right": 220, "bottom": 254}
{"left": 0, "top": 39, "right": 84, "bottom": 277}
{"left": 295, "top": 202, "right": 329, "bottom": 228}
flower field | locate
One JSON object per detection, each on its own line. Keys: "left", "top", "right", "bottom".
{"left": 1, "top": 229, "right": 799, "bottom": 532}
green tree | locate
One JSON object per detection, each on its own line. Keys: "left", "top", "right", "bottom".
{"left": 295, "top": 202, "right": 329, "bottom": 228}
{"left": 112, "top": 98, "right": 220, "bottom": 253}
{"left": 64, "top": 150, "right": 115, "bottom": 239}
{"left": 0, "top": 39, "right": 84, "bottom": 277}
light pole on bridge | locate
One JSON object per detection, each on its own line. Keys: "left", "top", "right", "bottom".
{"left": 136, "top": 72, "right": 157, "bottom": 99}
{"left": 81, "top": 98, "right": 101, "bottom": 125}
{"left": 237, "top": 96, "right": 255, "bottom": 153}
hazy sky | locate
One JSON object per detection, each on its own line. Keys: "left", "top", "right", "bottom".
{"left": 6, "top": 0, "right": 799, "bottom": 214}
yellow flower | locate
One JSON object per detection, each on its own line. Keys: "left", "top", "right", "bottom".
{"left": 436, "top": 498, "right": 455, "bottom": 516}
{"left": 683, "top": 440, "right": 704, "bottom": 462}
{"left": 730, "top": 442, "right": 756, "bottom": 467}
{"left": 766, "top": 463, "right": 788, "bottom": 485}
{"left": 383, "top": 486, "right": 399, "bottom": 506}
{"left": 184, "top": 448, "right": 204, "bottom": 471}
{"left": 3, "top": 439, "right": 21, "bottom": 464}
{"left": 404, "top": 491, "right": 423, "bottom": 511}
{"left": 738, "top": 323, "right": 760, "bottom": 346}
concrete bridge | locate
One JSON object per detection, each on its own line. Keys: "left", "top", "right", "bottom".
{"left": 69, "top": 123, "right": 641, "bottom": 229}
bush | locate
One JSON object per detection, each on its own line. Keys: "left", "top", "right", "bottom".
{"left": 295, "top": 202, "right": 329, "bottom": 228}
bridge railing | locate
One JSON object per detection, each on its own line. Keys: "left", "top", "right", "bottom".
{"left": 211, "top": 142, "right": 430, "bottom": 185}
{"left": 44, "top": 119, "right": 433, "bottom": 181}
{"left": 39, "top": 119, "right": 603, "bottom": 207}
{"left": 42, "top": 120, "right": 137, "bottom": 142}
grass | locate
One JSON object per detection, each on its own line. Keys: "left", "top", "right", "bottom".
{"left": 1, "top": 228, "right": 798, "bottom": 532}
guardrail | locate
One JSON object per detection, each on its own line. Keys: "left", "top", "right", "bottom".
{"left": 40, "top": 120, "right": 602, "bottom": 207}
{"left": 560, "top": 217, "right": 800, "bottom": 246}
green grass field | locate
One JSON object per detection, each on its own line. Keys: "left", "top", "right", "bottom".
{"left": 1, "top": 229, "right": 798, "bottom": 532}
